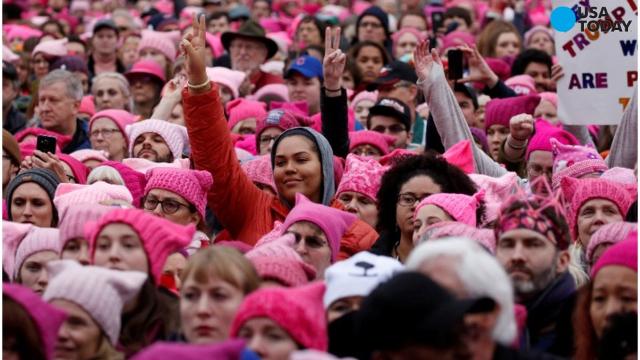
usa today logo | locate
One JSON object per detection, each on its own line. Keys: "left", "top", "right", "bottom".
{"left": 551, "top": 6, "right": 633, "bottom": 32}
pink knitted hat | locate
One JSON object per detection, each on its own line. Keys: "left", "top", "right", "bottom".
{"left": 601, "top": 167, "right": 637, "bottom": 191}
{"left": 13, "top": 227, "right": 61, "bottom": 280}
{"left": 86, "top": 208, "right": 195, "bottom": 283}
{"left": 43, "top": 260, "right": 147, "bottom": 344}
{"left": 230, "top": 282, "right": 327, "bottom": 351}
{"left": 442, "top": 139, "right": 475, "bottom": 174}
{"left": 241, "top": 155, "right": 276, "bottom": 194}
{"left": 206, "top": 67, "right": 246, "bottom": 100}
{"left": 15, "top": 127, "right": 72, "bottom": 149}
{"left": 484, "top": 95, "right": 541, "bottom": 131}
{"left": 101, "top": 161, "right": 146, "bottom": 207}
{"left": 53, "top": 181, "right": 133, "bottom": 215}
{"left": 281, "top": 193, "right": 358, "bottom": 262}
{"left": 551, "top": 138, "right": 609, "bottom": 189}
{"left": 58, "top": 204, "right": 114, "bottom": 249}
{"left": 336, "top": 154, "right": 387, "bottom": 201}
{"left": 250, "top": 84, "right": 290, "bottom": 103}
{"left": 144, "top": 167, "right": 213, "bottom": 220}
{"left": 348, "top": 130, "right": 395, "bottom": 156}
{"left": 524, "top": 25, "right": 554, "bottom": 47}
{"left": 122, "top": 158, "right": 191, "bottom": 174}
{"left": 225, "top": 98, "right": 268, "bottom": 132}
{"left": 392, "top": 27, "right": 427, "bottom": 47}
{"left": 419, "top": 221, "right": 496, "bottom": 253}
{"left": 138, "top": 29, "right": 177, "bottom": 62}
{"left": 526, "top": 119, "right": 579, "bottom": 161}
{"left": 32, "top": 38, "right": 68, "bottom": 57}
{"left": 415, "top": 191, "right": 484, "bottom": 227}
{"left": 470, "top": 173, "right": 519, "bottom": 224}
{"left": 560, "top": 177, "right": 637, "bottom": 240}
{"left": 4, "top": 283, "right": 67, "bottom": 360}
{"left": 505, "top": 75, "right": 538, "bottom": 96}
{"left": 586, "top": 222, "right": 638, "bottom": 264}
{"left": 79, "top": 95, "right": 95, "bottom": 117}
{"left": 255, "top": 109, "right": 315, "bottom": 142}
{"left": 126, "top": 119, "right": 189, "bottom": 160}
{"left": 90, "top": 109, "right": 137, "bottom": 146}
{"left": 271, "top": 101, "right": 309, "bottom": 116}
{"left": 245, "top": 234, "right": 316, "bottom": 286}
{"left": 58, "top": 153, "right": 88, "bottom": 184}
{"left": 125, "top": 59, "right": 166, "bottom": 83}
{"left": 591, "top": 239, "right": 637, "bottom": 278}
{"left": 129, "top": 339, "right": 248, "bottom": 359}
{"left": 538, "top": 92, "right": 557, "bottom": 108}
{"left": 69, "top": 149, "right": 109, "bottom": 164}
{"left": 4, "top": 24, "right": 43, "bottom": 42}
{"left": 441, "top": 30, "right": 475, "bottom": 52}
{"left": 485, "top": 57, "right": 512, "bottom": 82}
{"left": 350, "top": 90, "right": 378, "bottom": 109}
{"left": 3, "top": 221, "right": 33, "bottom": 279}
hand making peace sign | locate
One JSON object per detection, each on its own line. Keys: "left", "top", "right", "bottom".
{"left": 323, "top": 26, "right": 346, "bottom": 91}
{"left": 180, "top": 14, "right": 209, "bottom": 90}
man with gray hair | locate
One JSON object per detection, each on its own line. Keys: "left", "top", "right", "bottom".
{"left": 37, "top": 69, "right": 91, "bottom": 153}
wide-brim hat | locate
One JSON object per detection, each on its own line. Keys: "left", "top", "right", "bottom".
{"left": 221, "top": 20, "right": 279, "bottom": 60}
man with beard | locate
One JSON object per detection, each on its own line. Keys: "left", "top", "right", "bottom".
{"left": 495, "top": 193, "right": 576, "bottom": 357}
{"left": 127, "top": 119, "right": 188, "bottom": 163}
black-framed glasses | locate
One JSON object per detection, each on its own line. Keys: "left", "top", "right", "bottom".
{"left": 143, "top": 196, "right": 195, "bottom": 214}
{"left": 397, "top": 192, "right": 431, "bottom": 207}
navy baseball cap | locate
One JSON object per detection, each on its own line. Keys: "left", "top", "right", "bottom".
{"left": 285, "top": 56, "right": 323, "bottom": 81}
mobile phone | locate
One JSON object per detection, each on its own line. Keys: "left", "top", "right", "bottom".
{"left": 448, "top": 49, "right": 464, "bottom": 81}
{"left": 36, "top": 135, "right": 57, "bottom": 154}
{"left": 431, "top": 11, "right": 444, "bottom": 32}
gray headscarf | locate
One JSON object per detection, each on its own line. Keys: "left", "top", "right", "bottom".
{"left": 270, "top": 127, "right": 335, "bottom": 208}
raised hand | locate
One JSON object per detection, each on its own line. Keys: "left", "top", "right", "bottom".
{"left": 323, "top": 26, "right": 346, "bottom": 91}
{"left": 413, "top": 39, "right": 442, "bottom": 82}
{"left": 180, "top": 14, "right": 209, "bottom": 89}
{"left": 457, "top": 44, "right": 499, "bottom": 88}
{"left": 509, "top": 113, "right": 534, "bottom": 142}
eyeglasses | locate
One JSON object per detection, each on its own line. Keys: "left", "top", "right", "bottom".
{"left": 372, "top": 124, "right": 406, "bottom": 134}
{"left": 397, "top": 192, "right": 431, "bottom": 207}
{"left": 360, "top": 21, "right": 382, "bottom": 29}
{"left": 90, "top": 128, "right": 121, "bottom": 139}
{"left": 143, "top": 196, "right": 194, "bottom": 214}
{"left": 289, "top": 231, "right": 328, "bottom": 249}
{"left": 259, "top": 134, "right": 279, "bottom": 144}
{"left": 527, "top": 164, "right": 553, "bottom": 177}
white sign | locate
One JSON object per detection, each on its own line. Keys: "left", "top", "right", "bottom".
{"left": 553, "top": 0, "right": 637, "bottom": 125}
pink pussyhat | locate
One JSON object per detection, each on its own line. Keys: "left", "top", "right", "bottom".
{"left": 4, "top": 24, "right": 43, "bottom": 42}
{"left": 378, "top": 148, "right": 418, "bottom": 166}
{"left": 586, "top": 222, "right": 637, "bottom": 264}
{"left": 551, "top": 138, "right": 608, "bottom": 189}
{"left": 246, "top": 234, "right": 317, "bottom": 286}
{"left": 538, "top": 92, "right": 558, "bottom": 108}
{"left": 470, "top": 173, "right": 519, "bottom": 224}
{"left": 350, "top": 90, "right": 378, "bottom": 109}
{"left": 415, "top": 191, "right": 484, "bottom": 227}
{"left": 90, "top": 109, "right": 136, "bottom": 146}
{"left": 231, "top": 282, "right": 328, "bottom": 351}
{"left": 281, "top": 193, "right": 358, "bottom": 262}
{"left": 79, "top": 95, "right": 95, "bottom": 117}
{"left": 100, "top": 161, "right": 146, "bottom": 208}
{"left": 505, "top": 75, "right": 538, "bottom": 96}
{"left": 524, "top": 25, "right": 554, "bottom": 47}
{"left": 126, "top": 119, "right": 189, "bottom": 160}
{"left": 206, "top": 67, "right": 246, "bottom": 100}
{"left": 4, "top": 284, "right": 67, "bottom": 360}
{"left": 137, "top": 29, "right": 177, "bottom": 62}
{"left": 251, "top": 84, "right": 290, "bottom": 103}
{"left": 144, "top": 167, "right": 213, "bottom": 221}
{"left": 125, "top": 59, "right": 166, "bottom": 83}
{"left": 58, "top": 204, "right": 114, "bottom": 250}
{"left": 43, "top": 260, "right": 147, "bottom": 345}
{"left": 348, "top": 131, "right": 396, "bottom": 156}
{"left": 601, "top": 167, "right": 637, "bottom": 189}
{"left": 225, "top": 98, "right": 268, "bottom": 132}
{"left": 53, "top": 181, "right": 133, "bottom": 215}
{"left": 418, "top": 221, "right": 496, "bottom": 253}
{"left": 591, "top": 239, "right": 637, "bottom": 278}
{"left": 336, "top": 154, "right": 388, "bottom": 202}
{"left": 86, "top": 208, "right": 195, "bottom": 283}
{"left": 122, "top": 158, "right": 191, "bottom": 174}
{"left": 241, "top": 155, "right": 276, "bottom": 194}
{"left": 13, "top": 226, "right": 61, "bottom": 280}
{"left": 440, "top": 30, "right": 475, "bottom": 53}
{"left": 70, "top": 149, "right": 109, "bottom": 164}
{"left": 525, "top": 119, "right": 579, "bottom": 161}
{"left": 3, "top": 45, "right": 19, "bottom": 63}
{"left": 3, "top": 221, "right": 33, "bottom": 278}
{"left": 58, "top": 153, "right": 88, "bottom": 184}
{"left": 32, "top": 38, "right": 68, "bottom": 57}
{"left": 442, "top": 139, "right": 474, "bottom": 174}
{"left": 128, "top": 339, "right": 249, "bottom": 359}
{"left": 484, "top": 95, "right": 541, "bottom": 132}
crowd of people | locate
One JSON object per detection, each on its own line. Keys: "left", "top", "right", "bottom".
{"left": 2, "top": 0, "right": 638, "bottom": 359}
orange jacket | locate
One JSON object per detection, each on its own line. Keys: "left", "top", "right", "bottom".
{"left": 182, "top": 86, "right": 378, "bottom": 255}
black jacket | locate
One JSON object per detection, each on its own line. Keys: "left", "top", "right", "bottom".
{"left": 320, "top": 87, "right": 350, "bottom": 158}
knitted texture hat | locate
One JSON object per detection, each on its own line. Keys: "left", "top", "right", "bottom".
{"left": 240, "top": 155, "right": 276, "bottom": 194}
{"left": 101, "top": 161, "right": 146, "bottom": 207}
{"left": 53, "top": 181, "right": 133, "bottom": 215}
{"left": 43, "top": 260, "right": 147, "bottom": 344}
{"left": 137, "top": 30, "right": 177, "bottom": 62}
{"left": 591, "top": 239, "right": 637, "bottom": 278}
{"left": 3, "top": 221, "right": 33, "bottom": 278}
{"left": 206, "top": 67, "right": 246, "bottom": 100}
{"left": 6, "top": 168, "right": 60, "bottom": 221}
{"left": 255, "top": 109, "right": 314, "bottom": 141}
{"left": 470, "top": 173, "right": 519, "bottom": 224}
{"left": 538, "top": 92, "right": 557, "bottom": 108}
{"left": 586, "top": 222, "right": 638, "bottom": 264}
{"left": 441, "top": 30, "right": 475, "bottom": 52}
{"left": 13, "top": 227, "right": 60, "bottom": 280}
{"left": 484, "top": 95, "right": 540, "bottom": 132}
{"left": 89, "top": 110, "right": 136, "bottom": 146}
{"left": 601, "top": 167, "right": 638, "bottom": 193}
{"left": 4, "top": 283, "right": 67, "bottom": 360}
{"left": 231, "top": 282, "right": 327, "bottom": 351}
{"left": 524, "top": 25, "right": 554, "bottom": 47}
{"left": 226, "top": 98, "right": 268, "bottom": 132}
{"left": 69, "top": 149, "right": 109, "bottom": 164}
{"left": 58, "top": 153, "right": 88, "bottom": 184}
{"left": 551, "top": 138, "right": 609, "bottom": 189}
{"left": 350, "top": 91, "right": 378, "bottom": 109}
{"left": 525, "top": 119, "right": 579, "bottom": 161}
{"left": 58, "top": 204, "right": 114, "bottom": 249}
{"left": 415, "top": 191, "right": 483, "bottom": 227}
{"left": 245, "top": 234, "right": 316, "bottom": 287}
{"left": 126, "top": 119, "right": 189, "bottom": 160}
{"left": 336, "top": 154, "right": 387, "bottom": 201}
{"left": 442, "top": 139, "right": 475, "bottom": 174}
{"left": 418, "top": 221, "right": 497, "bottom": 253}
{"left": 282, "top": 193, "right": 358, "bottom": 262}
{"left": 129, "top": 339, "right": 249, "bottom": 360}
{"left": 86, "top": 208, "right": 195, "bottom": 283}
{"left": 323, "top": 251, "right": 403, "bottom": 308}
{"left": 144, "top": 167, "right": 213, "bottom": 220}
{"left": 505, "top": 75, "right": 537, "bottom": 96}
{"left": 32, "top": 38, "right": 68, "bottom": 57}
{"left": 560, "top": 177, "right": 636, "bottom": 240}
{"left": 348, "top": 130, "right": 395, "bottom": 156}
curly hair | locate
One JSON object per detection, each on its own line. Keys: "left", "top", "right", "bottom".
{"left": 376, "top": 152, "right": 477, "bottom": 234}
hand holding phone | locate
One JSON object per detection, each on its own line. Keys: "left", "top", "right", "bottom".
{"left": 36, "top": 135, "right": 57, "bottom": 155}
{"left": 447, "top": 49, "right": 464, "bottom": 81}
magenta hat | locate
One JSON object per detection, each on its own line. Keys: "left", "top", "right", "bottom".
{"left": 13, "top": 227, "right": 61, "bottom": 280}
{"left": 130, "top": 339, "right": 248, "bottom": 360}
{"left": 58, "top": 204, "right": 114, "bottom": 249}
{"left": 348, "top": 130, "right": 395, "bottom": 156}
{"left": 4, "top": 284, "right": 67, "bottom": 360}
{"left": 53, "top": 181, "right": 133, "bottom": 214}
{"left": 126, "top": 119, "right": 189, "bottom": 160}
{"left": 485, "top": 57, "right": 512, "bottom": 82}
{"left": 70, "top": 149, "right": 109, "bottom": 164}
{"left": 250, "top": 84, "right": 290, "bottom": 103}
{"left": 526, "top": 119, "right": 579, "bottom": 161}
{"left": 79, "top": 95, "right": 95, "bottom": 117}
{"left": 206, "top": 67, "right": 246, "bottom": 100}
{"left": 86, "top": 208, "right": 195, "bottom": 283}
{"left": 586, "top": 222, "right": 638, "bottom": 264}
{"left": 138, "top": 29, "right": 177, "bottom": 62}
{"left": 255, "top": 108, "right": 314, "bottom": 142}
{"left": 271, "top": 101, "right": 309, "bottom": 117}
{"left": 281, "top": 193, "right": 358, "bottom": 262}
{"left": 100, "top": 161, "right": 146, "bottom": 207}
{"left": 144, "top": 167, "right": 213, "bottom": 220}
{"left": 89, "top": 109, "right": 137, "bottom": 146}
{"left": 246, "top": 234, "right": 316, "bottom": 286}
{"left": 336, "top": 154, "right": 387, "bottom": 202}
{"left": 551, "top": 139, "right": 609, "bottom": 189}
{"left": 231, "top": 282, "right": 327, "bottom": 351}
{"left": 591, "top": 239, "right": 637, "bottom": 278}
{"left": 58, "top": 153, "right": 88, "bottom": 184}
{"left": 241, "top": 155, "right": 276, "bottom": 194}
{"left": 415, "top": 191, "right": 484, "bottom": 227}
{"left": 505, "top": 75, "right": 538, "bottom": 96}
{"left": 484, "top": 95, "right": 541, "bottom": 131}
{"left": 32, "top": 38, "right": 68, "bottom": 57}
{"left": 125, "top": 59, "right": 166, "bottom": 84}
{"left": 392, "top": 27, "right": 427, "bottom": 46}
{"left": 470, "top": 173, "right": 519, "bottom": 225}
{"left": 538, "top": 92, "right": 557, "bottom": 108}
{"left": 441, "top": 30, "right": 475, "bottom": 52}
{"left": 226, "top": 98, "right": 268, "bottom": 132}
{"left": 524, "top": 25, "right": 554, "bottom": 48}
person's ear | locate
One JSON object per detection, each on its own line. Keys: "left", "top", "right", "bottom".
{"left": 556, "top": 249, "right": 571, "bottom": 274}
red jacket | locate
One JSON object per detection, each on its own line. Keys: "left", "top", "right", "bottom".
{"left": 182, "top": 86, "right": 378, "bottom": 257}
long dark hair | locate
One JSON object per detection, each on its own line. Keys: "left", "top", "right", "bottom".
{"left": 573, "top": 284, "right": 597, "bottom": 360}
{"left": 3, "top": 296, "right": 47, "bottom": 360}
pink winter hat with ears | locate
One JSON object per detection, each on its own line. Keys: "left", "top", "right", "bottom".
{"left": 13, "top": 227, "right": 61, "bottom": 280}
{"left": 271, "top": 101, "right": 309, "bottom": 117}
{"left": 415, "top": 191, "right": 484, "bottom": 227}
{"left": 250, "top": 84, "right": 290, "bottom": 103}
{"left": 586, "top": 222, "right": 637, "bottom": 264}
{"left": 551, "top": 138, "right": 608, "bottom": 189}
{"left": 53, "top": 181, "right": 133, "bottom": 215}
{"left": 226, "top": 98, "right": 268, "bottom": 132}
{"left": 538, "top": 92, "right": 558, "bottom": 108}
{"left": 348, "top": 131, "right": 395, "bottom": 156}
{"left": 144, "top": 167, "right": 213, "bottom": 220}
{"left": 441, "top": 30, "right": 475, "bottom": 53}
{"left": 392, "top": 27, "right": 427, "bottom": 47}
{"left": 336, "top": 154, "right": 388, "bottom": 202}
{"left": 241, "top": 155, "right": 276, "bottom": 194}
{"left": 58, "top": 153, "right": 89, "bottom": 184}
{"left": 3, "top": 221, "right": 33, "bottom": 278}
{"left": 70, "top": 149, "right": 109, "bottom": 164}
{"left": 350, "top": 91, "right": 378, "bottom": 109}
{"left": 505, "top": 75, "right": 538, "bottom": 96}
{"left": 126, "top": 119, "right": 189, "bottom": 160}
{"left": 281, "top": 194, "right": 358, "bottom": 262}
{"left": 246, "top": 234, "right": 317, "bottom": 287}
{"left": 32, "top": 38, "right": 68, "bottom": 57}
{"left": 4, "top": 24, "right": 43, "bottom": 42}
{"left": 58, "top": 204, "right": 114, "bottom": 249}
{"left": 470, "top": 172, "right": 519, "bottom": 225}
{"left": 89, "top": 109, "right": 136, "bottom": 146}
{"left": 100, "top": 161, "right": 146, "bottom": 207}
{"left": 442, "top": 139, "right": 475, "bottom": 174}
{"left": 484, "top": 95, "right": 541, "bottom": 131}
{"left": 206, "top": 67, "right": 246, "bottom": 100}
{"left": 138, "top": 29, "right": 177, "bottom": 62}
{"left": 526, "top": 119, "right": 579, "bottom": 161}
{"left": 591, "top": 239, "right": 637, "bottom": 278}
